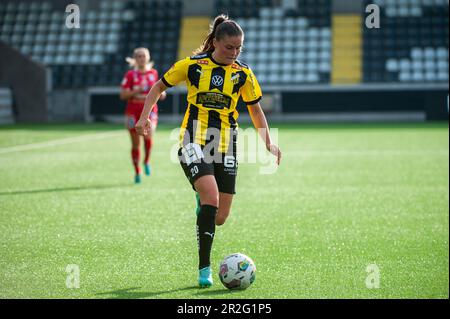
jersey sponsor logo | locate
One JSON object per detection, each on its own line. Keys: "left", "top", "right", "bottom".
{"left": 209, "top": 67, "right": 226, "bottom": 92}
{"left": 211, "top": 75, "right": 224, "bottom": 87}
{"left": 197, "top": 59, "right": 209, "bottom": 65}
{"left": 196, "top": 92, "right": 232, "bottom": 109}
{"left": 231, "top": 63, "right": 243, "bottom": 70}
{"left": 181, "top": 143, "right": 204, "bottom": 165}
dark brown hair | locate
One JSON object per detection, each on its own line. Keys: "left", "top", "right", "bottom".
{"left": 193, "top": 14, "right": 244, "bottom": 55}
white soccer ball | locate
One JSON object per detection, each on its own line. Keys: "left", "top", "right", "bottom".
{"left": 218, "top": 253, "right": 256, "bottom": 290}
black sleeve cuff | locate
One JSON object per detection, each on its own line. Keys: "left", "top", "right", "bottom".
{"left": 161, "top": 77, "right": 173, "bottom": 88}
{"left": 244, "top": 96, "right": 262, "bottom": 105}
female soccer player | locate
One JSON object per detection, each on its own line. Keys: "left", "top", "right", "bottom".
{"left": 120, "top": 47, "right": 166, "bottom": 183}
{"left": 135, "top": 15, "right": 281, "bottom": 287}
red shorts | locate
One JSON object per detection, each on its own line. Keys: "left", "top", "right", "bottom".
{"left": 125, "top": 105, "right": 158, "bottom": 133}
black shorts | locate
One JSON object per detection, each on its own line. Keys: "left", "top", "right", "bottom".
{"left": 178, "top": 142, "right": 238, "bottom": 194}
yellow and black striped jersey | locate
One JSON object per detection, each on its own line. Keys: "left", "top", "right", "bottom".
{"left": 162, "top": 52, "right": 262, "bottom": 152}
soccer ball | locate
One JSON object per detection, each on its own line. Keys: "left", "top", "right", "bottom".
{"left": 218, "top": 253, "right": 256, "bottom": 290}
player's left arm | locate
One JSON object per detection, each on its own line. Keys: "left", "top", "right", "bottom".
{"left": 247, "top": 102, "right": 281, "bottom": 165}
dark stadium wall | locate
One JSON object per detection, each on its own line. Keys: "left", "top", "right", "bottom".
{"left": 332, "top": 0, "right": 361, "bottom": 13}
{"left": 282, "top": 88, "right": 449, "bottom": 121}
{"left": 0, "top": 41, "right": 48, "bottom": 123}
{"left": 182, "top": 0, "right": 213, "bottom": 15}
{"left": 50, "top": 90, "right": 87, "bottom": 122}
{"left": 88, "top": 87, "right": 449, "bottom": 122}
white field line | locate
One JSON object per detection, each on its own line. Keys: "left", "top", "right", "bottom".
{"left": 0, "top": 131, "right": 123, "bottom": 154}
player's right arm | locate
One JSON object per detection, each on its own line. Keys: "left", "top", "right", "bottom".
{"left": 135, "top": 58, "right": 190, "bottom": 135}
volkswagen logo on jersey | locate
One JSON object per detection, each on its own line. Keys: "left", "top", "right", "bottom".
{"left": 211, "top": 75, "right": 224, "bottom": 87}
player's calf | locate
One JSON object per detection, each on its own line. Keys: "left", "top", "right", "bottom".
{"left": 215, "top": 208, "right": 231, "bottom": 226}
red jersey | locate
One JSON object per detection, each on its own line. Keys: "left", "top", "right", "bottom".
{"left": 121, "top": 69, "right": 159, "bottom": 114}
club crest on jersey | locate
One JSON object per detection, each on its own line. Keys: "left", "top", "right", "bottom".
{"left": 197, "top": 59, "right": 209, "bottom": 65}
{"left": 231, "top": 73, "right": 240, "bottom": 84}
{"left": 211, "top": 75, "right": 224, "bottom": 87}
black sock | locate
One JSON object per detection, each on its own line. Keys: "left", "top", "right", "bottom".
{"left": 196, "top": 204, "right": 218, "bottom": 270}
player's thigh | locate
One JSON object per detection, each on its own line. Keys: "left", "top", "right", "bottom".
{"left": 194, "top": 175, "right": 219, "bottom": 207}
{"left": 178, "top": 144, "right": 218, "bottom": 206}
{"left": 214, "top": 153, "right": 238, "bottom": 195}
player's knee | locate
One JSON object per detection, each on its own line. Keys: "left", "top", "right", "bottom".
{"left": 202, "top": 196, "right": 219, "bottom": 208}
{"left": 199, "top": 191, "right": 219, "bottom": 207}
{"left": 132, "top": 143, "right": 140, "bottom": 150}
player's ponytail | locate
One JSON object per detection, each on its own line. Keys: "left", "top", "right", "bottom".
{"left": 193, "top": 14, "right": 243, "bottom": 55}
{"left": 126, "top": 47, "right": 154, "bottom": 70}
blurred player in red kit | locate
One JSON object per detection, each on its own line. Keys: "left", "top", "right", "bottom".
{"left": 120, "top": 47, "right": 166, "bottom": 183}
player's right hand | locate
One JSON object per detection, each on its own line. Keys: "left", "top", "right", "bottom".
{"left": 267, "top": 144, "right": 282, "bottom": 165}
{"left": 135, "top": 117, "right": 151, "bottom": 136}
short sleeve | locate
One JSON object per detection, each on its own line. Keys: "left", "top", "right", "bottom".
{"left": 162, "top": 57, "right": 190, "bottom": 87}
{"left": 120, "top": 71, "right": 133, "bottom": 90}
{"left": 241, "top": 68, "right": 262, "bottom": 105}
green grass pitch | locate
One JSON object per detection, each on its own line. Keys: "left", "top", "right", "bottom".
{"left": 0, "top": 122, "right": 448, "bottom": 299}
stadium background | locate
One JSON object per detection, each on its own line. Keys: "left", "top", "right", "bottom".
{"left": 0, "top": 0, "right": 448, "bottom": 124}
{"left": 0, "top": 0, "right": 448, "bottom": 300}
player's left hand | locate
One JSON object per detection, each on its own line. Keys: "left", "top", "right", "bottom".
{"left": 267, "top": 144, "right": 282, "bottom": 165}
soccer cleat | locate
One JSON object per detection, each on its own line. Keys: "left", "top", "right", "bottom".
{"left": 198, "top": 266, "right": 213, "bottom": 288}
{"left": 195, "top": 192, "right": 201, "bottom": 216}
{"left": 144, "top": 163, "right": 151, "bottom": 176}
{"left": 134, "top": 174, "right": 141, "bottom": 184}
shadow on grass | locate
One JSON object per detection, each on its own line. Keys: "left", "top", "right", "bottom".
{"left": 0, "top": 183, "right": 133, "bottom": 196}
{"left": 96, "top": 286, "right": 200, "bottom": 299}
{"left": 96, "top": 286, "right": 241, "bottom": 299}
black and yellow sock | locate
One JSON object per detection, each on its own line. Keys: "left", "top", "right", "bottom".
{"left": 196, "top": 204, "right": 218, "bottom": 270}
